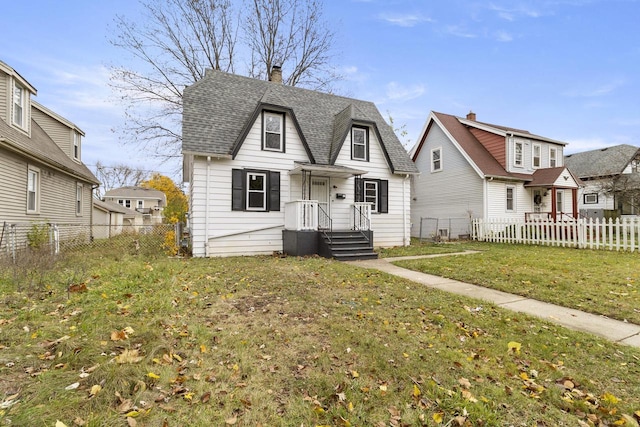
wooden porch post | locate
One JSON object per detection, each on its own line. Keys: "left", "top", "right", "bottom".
{"left": 551, "top": 187, "right": 557, "bottom": 220}
{"left": 572, "top": 188, "right": 578, "bottom": 219}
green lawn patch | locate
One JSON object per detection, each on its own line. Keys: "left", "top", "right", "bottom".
{"left": 392, "top": 242, "right": 640, "bottom": 325}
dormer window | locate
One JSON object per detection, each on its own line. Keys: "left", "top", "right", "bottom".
{"left": 351, "top": 126, "right": 369, "bottom": 161}
{"left": 13, "top": 81, "right": 27, "bottom": 129}
{"left": 262, "top": 111, "right": 284, "bottom": 152}
{"left": 73, "top": 132, "right": 81, "bottom": 160}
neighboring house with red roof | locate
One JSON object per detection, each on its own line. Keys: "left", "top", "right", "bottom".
{"left": 410, "top": 111, "right": 581, "bottom": 239}
{"left": 182, "top": 68, "right": 419, "bottom": 258}
{"left": 0, "top": 61, "right": 99, "bottom": 247}
{"left": 564, "top": 144, "right": 640, "bottom": 218}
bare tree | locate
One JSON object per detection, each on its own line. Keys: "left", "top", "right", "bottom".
{"left": 94, "top": 161, "right": 149, "bottom": 198}
{"left": 245, "top": 0, "right": 339, "bottom": 90}
{"left": 597, "top": 174, "right": 640, "bottom": 214}
{"left": 109, "top": 0, "right": 339, "bottom": 161}
{"left": 109, "top": 0, "right": 238, "bottom": 159}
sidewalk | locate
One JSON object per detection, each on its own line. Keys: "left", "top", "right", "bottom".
{"left": 349, "top": 252, "right": 640, "bottom": 348}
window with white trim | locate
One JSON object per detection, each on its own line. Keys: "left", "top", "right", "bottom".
{"left": 13, "top": 81, "right": 27, "bottom": 129}
{"left": 532, "top": 144, "right": 541, "bottom": 168}
{"left": 431, "top": 147, "right": 442, "bottom": 172}
{"left": 76, "top": 183, "right": 83, "bottom": 216}
{"left": 354, "top": 178, "right": 388, "bottom": 214}
{"left": 556, "top": 189, "right": 564, "bottom": 213}
{"left": 351, "top": 127, "right": 368, "bottom": 161}
{"left": 73, "top": 132, "right": 80, "bottom": 160}
{"left": 118, "top": 199, "right": 132, "bottom": 208}
{"left": 27, "top": 166, "right": 40, "bottom": 214}
{"left": 584, "top": 193, "right": 598, "bottom": 204}
{"left": 137, "top": 200, "right": 144, "bottom": 210}
{"left": 231, "top": 169, "right": 280, "bottom": 212}
{"left": 263, "top": 112, "right": 284, "bottom": 152}
{"left": 246, "top": 172, "right": 267, "bottom": 210}
{"left": 506, "top": 186, "right": 515, "bottom": 211}
{"left": 549, "top": 147, "right": 557, "bottom": 167}
{"left": 514, "top": 141, "right": 523, "bottom": 167}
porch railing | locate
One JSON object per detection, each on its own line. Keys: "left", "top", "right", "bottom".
{"left": 284, "top": 200, "right": 318, "bottom": 231}
{"left": 351, "top": 203, "right": 371, "bottom": 231}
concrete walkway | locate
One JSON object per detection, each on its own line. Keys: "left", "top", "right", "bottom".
{"left": 348, "top": 252, "right": 640, "bottom": 348}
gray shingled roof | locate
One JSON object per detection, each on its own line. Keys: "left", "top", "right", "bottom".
{"left": 0, "top": 119, "right": 98, "bottom": 184}
{"left": 564, "top": 144, "right": 640, "bottom": 179}
{"left": 182, "top": 69, "right": 418, "bottom": 174}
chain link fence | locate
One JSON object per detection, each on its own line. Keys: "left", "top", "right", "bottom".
{"left": 0, "top": 221, "right": 188, "bottom": 264}
{"left": 416, "top": 217, "right": 473, "bottom": 242}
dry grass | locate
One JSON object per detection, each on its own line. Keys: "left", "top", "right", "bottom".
{"left": 1, "top": 248, "right": 639, "bottom": 426}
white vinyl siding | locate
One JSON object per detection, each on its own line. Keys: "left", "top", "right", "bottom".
{"left": 190, "top": 111, "right": 308, "bottom": 257}
{"left": 410, "top": 122, "right": 484, "bottom": 238}
{"left": 336, "top": 127, "right": 408, "bottom": 247}
{"left": 486, "top": 180, "right": 529, "bottom": 220}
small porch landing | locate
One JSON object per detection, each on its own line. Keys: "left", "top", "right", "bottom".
{"left": 282, "top": 229, "right": 377, "bottom": 260}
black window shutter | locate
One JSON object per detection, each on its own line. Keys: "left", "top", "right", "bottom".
{"left": 354, "top": 177, "right": 364, "bottom": 202}
{"left": 269, "top": 171, "right": 280, "bottom": 211}
{"left": 231, "top": 169, "right": 244, "bottom": 211}
{"left": 379, "top": 179, "right": 388, "bottom": 213}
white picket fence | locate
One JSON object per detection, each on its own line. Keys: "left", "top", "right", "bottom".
{"left": 472, "top": 217, "right": 640, "bottom": 252}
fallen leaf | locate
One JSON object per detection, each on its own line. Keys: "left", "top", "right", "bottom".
{"left": 89, "top": 384, "right": 102, "bottom": 397}
{"left": 111, "top": 330, "right": 127, "bottom": 341}
{"left": 507, "top": 341, "right": 521, "bottom": 355}
{"left": 433, "top": 412, "right": 444, "bottom": 424}
{"left": 413, "top": 384, "right": 421, "bottom": 397}
{"left": 56, "top": 421, "right": 68, "bottom": 427}
{"left": 126, "top": 417, "right": 137, "bottom": 427}
{"left": 458, "top": 377, "right": 471, "bottom": 389}
{"left": 225, "top": 415, "right": 237, "bottom": 425}
{"left": 65, "top": 382, "right": 80, "bottom": 391}
{"left": 147, "top": 372, "right": 161, "bottom": 379}
{"left": 115, "top": 349, "right": 143, "bottom": 364}
{"left": 201, "top": 392, "right": 211, "bottom": 403}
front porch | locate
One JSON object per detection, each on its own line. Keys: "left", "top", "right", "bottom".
{"left": 282, "top": 200, "right": 378, "bottom": 260}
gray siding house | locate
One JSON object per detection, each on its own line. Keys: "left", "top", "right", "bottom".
{"left": 0, "top": 61, "right": 99, "bottom": 249}
{"left": 565, "top": 144, "right": 640, "bottom": 218}
{"left": 410, "top": 111, "right": 580, "bottom": 239}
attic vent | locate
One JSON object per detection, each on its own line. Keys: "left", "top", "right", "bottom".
{"left": 601, "top": 147, "right": 609, "bottom": 151}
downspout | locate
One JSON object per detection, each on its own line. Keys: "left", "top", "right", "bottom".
{"left": 403, "top": 174, "right": 410, "bottom": 246}
{"left": 204, "top": 156, "right": 211, "bottom": 257}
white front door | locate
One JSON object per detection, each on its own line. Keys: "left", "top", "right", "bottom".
{"left": 310, "top": 177, "right": 330, "bottom": 229}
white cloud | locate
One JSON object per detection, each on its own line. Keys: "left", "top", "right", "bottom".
{"left": 494, "top": 30, "right": 513, "bottom": 42}
{"left": 378, "top": 13, "right": 433, "bottom": 27}
{"left": 488, "top": 3, "right": 543, "bottom": 20}
{"left": 385, "top": 81, "right": 426, "bottom": 102}
{"left": 444, "top": 25, "right": 477, "bottom": 38}
{"left": 563, "top": 79, "right": 626, "bottom": 98}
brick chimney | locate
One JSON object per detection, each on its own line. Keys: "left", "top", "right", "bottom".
{"left": 466, "top": 110, "right": 476, "bottom": 121}
{"left": 269, "top": 65, "right": 283, "bottom": 84}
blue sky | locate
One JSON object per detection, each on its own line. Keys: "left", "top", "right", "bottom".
{"left": 2, "top": 0, "right": 639, "bottom": 179}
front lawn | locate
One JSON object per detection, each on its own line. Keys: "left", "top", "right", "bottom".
{"left": 388, "top": 242, "right": 640, "bottom": 325}
{"left": 1, "top": 248, "right": 639, "bottom": 426}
